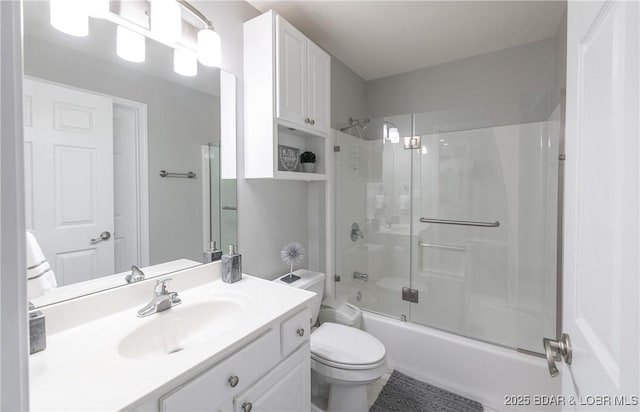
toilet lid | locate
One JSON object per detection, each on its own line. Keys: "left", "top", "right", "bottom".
{"left": 311, "top": 323, "right": 385, "bottom": 367}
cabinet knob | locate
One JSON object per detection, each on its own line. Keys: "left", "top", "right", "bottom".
{"left": 228, "top": 375, "right": 239, "bottom": 387}
{"left": 310, "top": 119, "right": 315, "bottom": 125}
{"left": 297, "top": 328, "right": 305, "bottom": 337}
{"left": 304, "top": 118, "right": 310, "bottom": 124}
{"left": 242, "top": 402, "right": 253, "bottom": 412}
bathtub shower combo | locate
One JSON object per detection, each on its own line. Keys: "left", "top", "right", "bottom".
{"left": 334, "top": 111, "right": 562, "bottom": 408}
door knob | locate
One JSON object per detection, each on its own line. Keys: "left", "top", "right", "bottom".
{"left": 543, "top": 333, "right": 572, "bottom": 377}
{"left": 90, "top": 231, "right": 111, "bottom": 243}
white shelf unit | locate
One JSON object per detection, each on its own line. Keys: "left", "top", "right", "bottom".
{"left": 244, "top": 11, "right": 330, "bottom": 181}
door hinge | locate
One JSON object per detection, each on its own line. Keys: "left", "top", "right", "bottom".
{"left": 334, "top": 274, "right": 341, "bottom": 282}
{"left": 402, "top": 287, "right": 419, "bottom": 303}
{"left": 334, "top": 145, "right": 341, "bottom": 152}
{"left": 403, "top": 135, "right": 421, "bottom": 150}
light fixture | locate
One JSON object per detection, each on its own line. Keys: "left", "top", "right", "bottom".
{"left": 174, "top": 49, "right": 198, "bottom": 76}
{"left": 152, "top": 0, "right": 182, "bottom": 43}
{"left": 197, "top": 28, "right": 222, "bottom": 67}
{"left": 116, "top": 26, "right": 146, "bottom": 63}
{"left": 50, "top": 0, "right": 89, "bottom": 37}
{"left": 421, "top": 145, "right": 428, "bottom": 154}
{"left": 388, "top": 127, "right": 400, "bottom": 144}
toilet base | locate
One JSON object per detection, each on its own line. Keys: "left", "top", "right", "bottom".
{"left": 328, "top": 383, "right": 368, "bottom": 412}
{"left": 311, "top": 368, "right": 380, "bottom": 412}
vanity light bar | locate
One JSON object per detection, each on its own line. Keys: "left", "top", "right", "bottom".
{"left": 49, "top": 0, "right": 222, "bottom": 71}
{"left": 177, "top": 0, "right": 213, "bottom": 29}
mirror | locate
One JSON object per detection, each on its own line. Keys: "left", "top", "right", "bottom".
{"left": 23, "top": 1, "right": 237, "bottom": 307}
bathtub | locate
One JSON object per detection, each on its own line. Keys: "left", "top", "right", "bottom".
{"left": 361, "top": 312, "right": 561, "bottom": 411}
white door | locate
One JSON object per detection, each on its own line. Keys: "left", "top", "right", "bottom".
{"left": 562, "top": 0, "right": 639, "bottom": 409}
{"left": 276, "top": 15, "right": 307, "bottom": 127}
{"left": 307, "top": 41, "right": 331, "bottom": 135}
{"left": 23, "top": 78, "right": 114, "bottom": 286}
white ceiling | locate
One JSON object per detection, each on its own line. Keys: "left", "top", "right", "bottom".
{"left": 248, "top": 1, "right": 566, "bottom": 81}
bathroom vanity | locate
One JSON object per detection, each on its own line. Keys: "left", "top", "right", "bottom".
{"left": 29, "top": 262, "right": 314, "bottom": 411}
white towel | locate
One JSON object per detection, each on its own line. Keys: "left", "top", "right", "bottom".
{"left": 26, "top": 231, "right": 57, "bottom": 299}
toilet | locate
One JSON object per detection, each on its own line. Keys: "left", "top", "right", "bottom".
{"left": 275, "top": 270, "right": 387, "bottom": 412}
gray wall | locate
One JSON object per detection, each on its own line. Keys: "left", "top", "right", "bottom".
{"left": 365, "top": 37, "right": 558, "bottom": 128}
{"left": 24, "top": 35, "right": 220, "bottom": 264}
{"left": 553, "top": 10, "right": 568, "bottom": 109}
{"left": 197, "top": 2, "right": 314, "bottom": 278}
{"left": 331, "top": 57, "right": 368, "bottom": 130}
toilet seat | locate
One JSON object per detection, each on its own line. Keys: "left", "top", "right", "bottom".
{"left": 311, "top": 323, "right": 386, "bottom": 371}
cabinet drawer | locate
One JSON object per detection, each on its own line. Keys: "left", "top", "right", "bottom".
{"left": 161, "top": 329, "right": 280, "bottom": 412}
{"left": 280, "top": 308, "right": 311, "bottom": 357}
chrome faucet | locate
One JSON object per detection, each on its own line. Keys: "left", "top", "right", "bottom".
{"left": 125, "top": 265, "right": 145, "bottom": 283}
{"left": 137, "top": 278, "right": 181, "bottom": 317}
{"left": 350, "top": 222, "right": 364, "bottom": 242}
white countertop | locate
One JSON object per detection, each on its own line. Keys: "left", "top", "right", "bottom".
{"left": 29, "top": 263, "right": 314, "bottom": 411}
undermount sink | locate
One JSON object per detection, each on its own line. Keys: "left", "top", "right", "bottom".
{"left": 118, "top": 299, "right": 247, "bottom": 359}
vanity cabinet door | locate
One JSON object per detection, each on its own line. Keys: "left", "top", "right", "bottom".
{"left": 161, "top": 329, "right": 280, "bottom": 412}
{"left": 234, "top": 344, "right": 310, "bottom": 412}
{"left": 276, "top": 16, "right": 307, "bottom": 128}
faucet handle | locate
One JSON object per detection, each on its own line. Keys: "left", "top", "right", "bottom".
{"left": 155, "top": 278, "right": 173, "bottom": 295}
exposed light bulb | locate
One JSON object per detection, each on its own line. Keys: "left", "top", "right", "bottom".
{"left": 197, "top": 28, "right": 222, "bottom": 67}
{"left": 116, "top": 26, "right": 145, "bottom": 63}
{"left": 50, "top": 0, "right": 89, "bottom": 37}
{"left": 174, "top": 49, "right": 198, "bottom": 77}
{"left": 388, "top": 127, "right": 400, "bottom": 144}
{"left": 151, "top": 0, "right": 182, "bottom": 44}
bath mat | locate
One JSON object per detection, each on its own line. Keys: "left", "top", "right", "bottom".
{"left": 370, "top": 370, "right": 484, "bottom": 412}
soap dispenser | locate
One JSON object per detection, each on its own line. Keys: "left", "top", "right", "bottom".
{"left": 221, "top": 244, "right": 242, "bottom": 283}
{"left": 203, "top": 241, "right": 222, "bottom": 263}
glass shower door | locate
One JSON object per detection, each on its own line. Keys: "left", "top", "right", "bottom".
{"left": 333, "top": 115, "right": 412, "bottom": 320}
{"left": 410, "top": 112, "right": 559, "bottom": 353}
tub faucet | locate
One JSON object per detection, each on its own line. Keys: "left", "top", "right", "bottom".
{"left": 350, "top": 223, "right": 364, "bottom": 242}
{"left": 137, "top": 278, "right": 181, "bottom": 317}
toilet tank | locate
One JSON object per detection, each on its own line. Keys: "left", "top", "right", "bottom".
{"left": 274, "top": 269, "right": 325, "bottom": 324}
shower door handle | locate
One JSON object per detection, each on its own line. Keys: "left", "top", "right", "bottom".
{"left": 542, "top": 333, "right": 572, "bottom": 377}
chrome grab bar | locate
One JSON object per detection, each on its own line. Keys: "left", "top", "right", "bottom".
{"left": 159, "top": 170, "right": 196, "bottom": 178}
{"left": 418, "top": 242, "right": 466, "bottom": 251}
{"left": 420, "top": 218, "right": 500, "bottom": 228}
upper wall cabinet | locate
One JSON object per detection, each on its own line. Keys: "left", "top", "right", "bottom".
{"left": 276, "top": 17, "right": 330, "bottom": 134}
{"left": 244, "top": 11, "right": 331, "bottom": 180}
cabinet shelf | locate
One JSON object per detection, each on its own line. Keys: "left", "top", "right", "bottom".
{"left": 274, "top": 170, "right": 326, "bottom": 181}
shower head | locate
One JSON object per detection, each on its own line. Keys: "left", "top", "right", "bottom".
{"left": 339, "top": 117, "right": 370, "bottom": 134}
